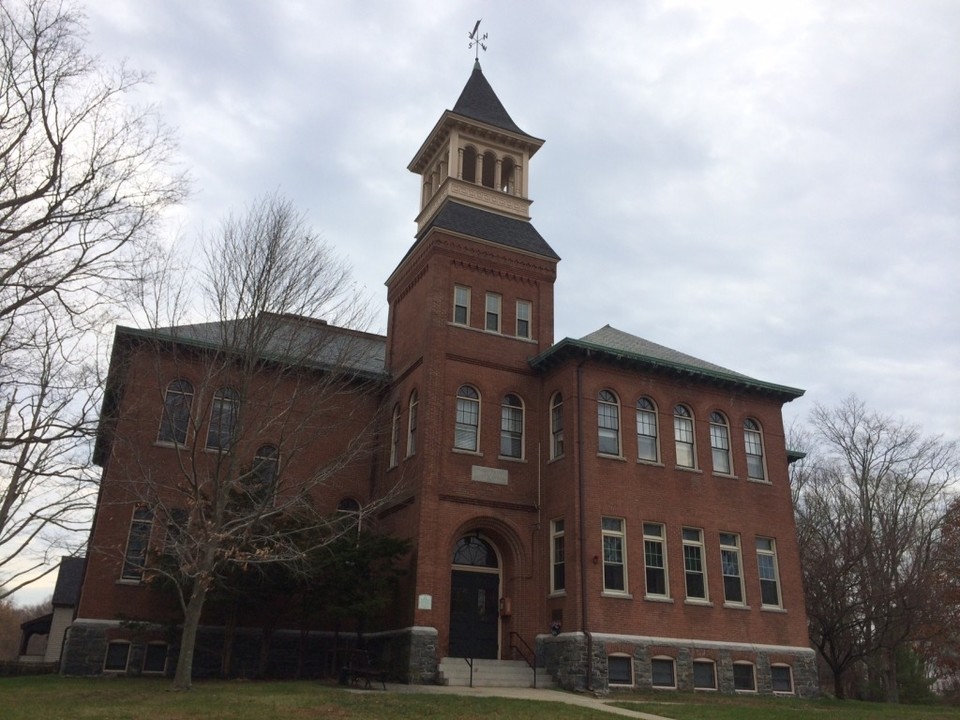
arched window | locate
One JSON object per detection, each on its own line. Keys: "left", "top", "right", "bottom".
{"left": 455, "top": 385, "right": 480, "bottom": 452}
{"left": 452, "top": 535, "right": 498, "bottom": 567}
{"left": 673, "top": 404, "right": 695, "bottom": 468}
{"left": 338, "top": 497, "right": 361, "bottom": 513}
{"left": 500, "top": 394, "right": 524, "bottom": 458}
{"left": 597, "top": 390, "right": 620, "bottom": 455}
{"left": 636, "top": 397, "right": 658, "bottom": 462}
{"left": 158, "top": 379, "right": 193, "bottom": 444}
{"left": 251, "top": 445, "right": 279, "bottom": 504}
{"left": 500, "top": 156, "right": 516, "bottom": 193}
{"left": 407, "top": 390, "right": 418, "bottom": 457}
{"left": 709, "top": 411, "right": 731, "bottom": 474}
{"left": 481, "top": 150, "right": 496, "bottom": 188}
{"left": 744, "top": 418, "right": 766, "bottom": 480}
{"left": 550, "top": 392, "right": 564, "bottom": 459}
{"left": 389, "top": 403, "right": 401, "bottom": 467}
{"left": 462, "top": 146, "right": 478, "bottom": 183}
{"left": 206, "top": 387, "right": 239, "bottom": 451}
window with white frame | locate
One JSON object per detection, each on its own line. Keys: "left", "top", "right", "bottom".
{"left": 771, "top": 664, "right": 794, "bottom": 693}
{"left": 550, "top": 392, "right": 564, "bottom": 459}
{"left": 733, "top": 662, "right": 756, "bottom": 692}
{"left": 693, "top": 660, "right": 717, "bottom": 690}
{"left": 206, "top": 387, "right": 239, "bottom": 451}
{"left": 407, "top": 390, "right": 418, "bottom": 457}
{"left": 744, "top": 418, "right": 766, "bottom": 480}
{"left": 636, "top": 397, "right": 658, "bottom": 462}
{"left": 756, "top": 537, "right": 782, "bottom": 607}
{"left": 602, "top": 516, "right": 627, "bottom": 593}
{"left": 597, "top": 390, "right": 620, "bottom": 455}
{"left": 453, "top": 285, "right": 471, "bottom": 325}
{"left": 682, "top": 527, "right": 708, "bottom": 601}
{"left": 142, "top": 643, "right": 169, "bottom": 674}
{"left": 608, "top": 655, "right": 633, "bottom": 686}
{"left": 500, "top": 394, "right": 523, "bottom": 458}
{"left": 651, "top": 657, "right": 676, "bottom": 688}
{"left": 104, "top": 641, "right": 131, "bottom": 672}
{"left": 485, "top": 293, "right": 501, "bottom": 332}
{"left": 720, "top": 532, "right": 745, "bottom": 604}
{"left": 389, "top": 403, "right": 401, "bottom": 467}
{"left": 454, "top": 385, "right": 480, "bottom": 451}
{"left": 643, "top": 522, "right": 668, "bottom": 598}
{"left": 158, "top": 379, "right": 193, "bottom": 444}
{"left": 121, "top": 505, "right": 153, "bottom": 581}
{"left": 674, "top": 404, "right": 695, "bottom": 468}
{"left": 516, "top": 300, "right": 531, "bottom": 338}
{"left": 551, "top": 519, "right": 565, "bottom": 593}
{"left": 249, "top": 445, "right": 278, "bottom": 506}
{"left": 709, "top": 411, "right": 732, "bottom": 474}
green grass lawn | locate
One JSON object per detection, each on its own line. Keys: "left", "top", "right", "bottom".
{"left": 2, "top": 676, "right": 960, "bottom": 720}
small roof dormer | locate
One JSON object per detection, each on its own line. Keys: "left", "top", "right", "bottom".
{"left": 408, "top": 61, "right": 544, "bottom": 231}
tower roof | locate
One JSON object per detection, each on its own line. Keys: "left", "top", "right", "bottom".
{"left": 451, "top": 61, "right": 532, "bottom": 138}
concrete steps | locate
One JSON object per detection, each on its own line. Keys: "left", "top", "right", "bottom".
{"left": 438, "top": 658, "right": 556, "bottom": 688}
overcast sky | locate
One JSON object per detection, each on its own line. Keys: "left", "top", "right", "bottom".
{"left": 16, "top": 0, "right": 958, "bottom": 604}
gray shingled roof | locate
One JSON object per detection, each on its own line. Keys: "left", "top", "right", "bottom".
{"left": 52, "top": 556, "right": 85, "bottom": 607}
{"left": 532, "top": 324, "right": 804, "bottom": 400}
{"left": 419, "top": 200, "right": 560, "bottom": 261}
{"left": 129, "top": 314, "right": 387, "bottom": 378}
{"left": 452, "top": 61, "right": 533, "bottom": 138}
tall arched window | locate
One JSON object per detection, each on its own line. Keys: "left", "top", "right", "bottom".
{"left": 500, "top": 394, "right": 524, "bottom": 458}
{"left": 407, "top": 390, "right": 418, "bottom": 457}
{"left": 744, "top": 418, "right": 766, "bottom": 480}
{"left": 597, "top": 390, "right": 620, "bottom": 456}
{"left": 206, "top": 388, "right": 239, "bottom": 451}
{"left": 462, "top": 146, "right": 478, "bottom": 183}
{"left": 674, "top": 404, "right": 695, "bottom": 468}
{"left": 389, "top": 403, "right": 401, "bottom": 467}
{"left": 158, "top": 379, "right": 193, "bottom": 445}
{"left": 550, "top": 392, "right": 564, "bottom": 459}
{"left": 709, "top": 411, "right": 731, "bottom": 474}
{"left": 500, "top": 156, "right": 516, "bottom": 193}
{"left": 250, "top": 445, "right": 279, "bottom": 505}
{"left": 481, "top": 150, "right": 496, "bottom": 188}
{"left": 455, "top": 385, "right": 480, "bottom": 452}
{"left": 636, "top": 397, "right": 659, "bottom": 462}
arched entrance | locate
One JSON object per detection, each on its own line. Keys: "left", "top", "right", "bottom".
{"left": 448, "top": 535, "right": 500, "bottom": 659}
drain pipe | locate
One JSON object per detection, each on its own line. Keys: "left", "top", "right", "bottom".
{"left": 576, "top": 356, "right": 593, "bottom": 692}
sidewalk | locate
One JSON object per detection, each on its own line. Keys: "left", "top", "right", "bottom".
{"left": 371, "top": 683, "right": 677, "bottom": 720}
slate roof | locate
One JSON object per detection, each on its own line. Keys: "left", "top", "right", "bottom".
{"left": 52, "top": 556, "right": 86, "bottom": 607}
{"left": 532, "top": 324, "right": 804, "bottom": 400}
{"left": 418, "top": 200, "right": 560, "bottom": 261}
{"left": 452, "top": 61, "right": 534, "bottom": 138}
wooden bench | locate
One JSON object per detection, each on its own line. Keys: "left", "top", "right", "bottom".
{"left": 344, "top": 649, "right": 387, "bottom": 690}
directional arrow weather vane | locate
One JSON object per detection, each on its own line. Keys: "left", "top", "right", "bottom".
{"left": 468, "top": 19, "right": 488, "bottom": 60}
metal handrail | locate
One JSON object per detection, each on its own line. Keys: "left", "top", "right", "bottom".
{"left": 509, "top": 631, "right": 537, "bottom": 688}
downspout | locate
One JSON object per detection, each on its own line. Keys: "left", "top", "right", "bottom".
{"left": 576, "top": 355, "right": 593, "bottom": 691}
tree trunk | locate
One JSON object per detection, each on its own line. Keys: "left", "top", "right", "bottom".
{"left": 172, "top": 581, "right": 210, "bottom": 691}
{"left": 884, "top": 646, "right": 900, "bottom": 703}
{"left": 833, "top": 667, "right": 846, "bottom": 699}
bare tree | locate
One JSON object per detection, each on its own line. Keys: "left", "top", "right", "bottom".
{"left": 0, "top": 0, "right": 186, "bottom": 599}
{"left": 793, "top": 396, "right": 958, "bottom": 702}
{"left": 97, "top": 195, "right": 394, "bottom": 690}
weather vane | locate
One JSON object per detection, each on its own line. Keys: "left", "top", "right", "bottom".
{"left": 468, "top": 19, "right": 488, "bottom": 60}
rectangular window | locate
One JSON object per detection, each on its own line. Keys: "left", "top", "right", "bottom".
{"left": 733, "top": 663, "right": 756, "bottom": 692}
{"left": 651, "top": 658, "right": 676, "bottom": 688}
{"left": 771, "top": 665, "right": 794, "bottom": 693}
{"left": 143, "top": 643, "right": 169, "bottom": 674}
{"left": 453, "top": 285, "right": 470, "bottom": 325}
{"left": 682, "top": 527, "right": 707, "bottom": 600}
{"left": 608, "top": 655, "right": 632, "bottom": 685}
{"left": 756, "top": 537, "right": 782, "bottom": 607}
{"left": 720, "top": 532, "right": 745, "bottom": 604}
{"left": 485, "top": 293, "right": 501, "bottom": 332}
{"left": 104, "top": 642, "right": 130, "bottom": 672}
{"left": 643, "top": 522, "right": 668, "bottom": 598}
{"left": 693, "top": 660, "right": 717, "bottom": 690}
{"left": 602, "top": 517, "right": 626, "bottom": 593}
{"left": 121, "top": 506, "right": 153, "bottom": 581}
{"left": 551, "top": 395, "right": 564, "bottom": 459}
{"left": 551, "top": 519, "right": 565, "bottom": 593}
{"left": 516, "top": 300, "right": 531, "bottom": 338}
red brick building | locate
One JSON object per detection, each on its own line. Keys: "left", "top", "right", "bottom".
{"left": 62, "top": 61, "right": 817, "bottom": 695}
